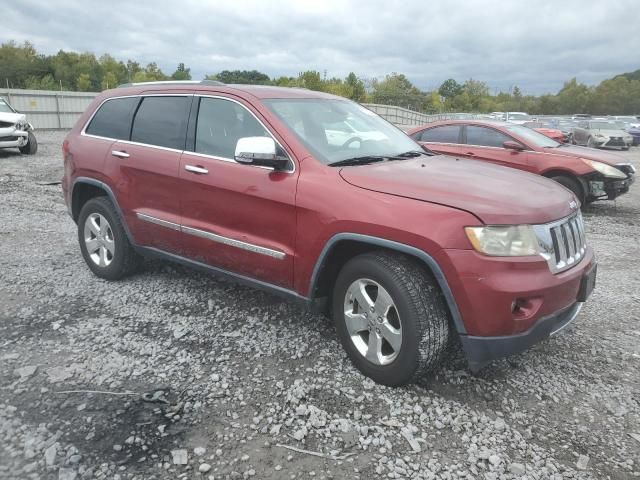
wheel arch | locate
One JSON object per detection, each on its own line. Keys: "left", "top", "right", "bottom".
{"left": 540, "top": 169, "right": 587, "bottom": 203}
{"left": 308, "top": 233, "right": 466, "bottom": 334}
{"left": 71, "top": 177, "right": 134, "bottom": 243}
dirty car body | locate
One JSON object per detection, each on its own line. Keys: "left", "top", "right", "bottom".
{"left": 0, "top": 97, "right": 33, "bottom": 150}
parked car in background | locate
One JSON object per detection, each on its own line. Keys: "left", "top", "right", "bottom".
{"left": 572, "top": 114, "right": 592, "bottom": 120}
{"left": 523, "top": 120, "right": 566, "bottom": 143}
{"left": 556, "top": 119, "right": 579, "bottom": 143}
{"left": 572, "top": 120, "right": 633, "bottom": 149}
{"left": 625, "top": 125, "right": 640, "bottom": 146}
{"left": 505, "top": 112, "right": 531, "bottom": 124}
{"left": 488, "top": 112, "right": 505, "bottom": 120}
{"left": 0, "top": 97, "right": 38, "bottom": 154}
{"left": 409, "top": 120, "right": 635, "bottom": 205}
{"left": 63, "top": 81, "right": 598, "bottom": 385}
{"left": 612, "top": 116, "right": 640, "bottom": 128}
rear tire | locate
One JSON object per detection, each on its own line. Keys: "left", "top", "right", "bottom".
{"left": 550, "top": 175, "right": 585, "bottom": 205}
{"left": 77, "top": 197, "right": 140, "bottom": 280}
{"left": 19, "top": 132, "right": 37, "bottom": 155}
{"left": 332, "top": 251, "right": 450, "bottom": 386}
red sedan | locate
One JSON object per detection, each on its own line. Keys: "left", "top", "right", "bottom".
{"left": 522, "top": 121, "right": 565, "bottom": 143}
{"left": 408, "top": 120, "right": 635, "bottom": 205}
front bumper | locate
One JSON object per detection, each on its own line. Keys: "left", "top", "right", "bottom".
{"left": 595, "top": 136, "right": 633, "bottom": 148}
{"left": 586, "top": 174, "right": 634, "bottom": 200}
{"left": 0, "top": 127, "right": 28, "bottom": 149}
{"left": 436, "top": 245, "right": 596, "bottom": 370}
{"left": 460, "top": 301, "right": 583, "bottom": 371}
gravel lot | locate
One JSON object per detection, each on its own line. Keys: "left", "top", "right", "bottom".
{"left": 1, "top": 130, "right": 639, "bottom": 480}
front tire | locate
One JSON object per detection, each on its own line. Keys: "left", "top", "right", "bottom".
{"left": 332, "top": 251, "right": 450, "bottom": 386}
{"left": 19, "top": 132, "right": 37, "bottom": 155}
{"left": 77, "top": 197, "right": 140, "bottom": 280}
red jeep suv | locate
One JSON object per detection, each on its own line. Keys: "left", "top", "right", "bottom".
{"left": 62, "top": 81, "right": 596, "bottom": 385}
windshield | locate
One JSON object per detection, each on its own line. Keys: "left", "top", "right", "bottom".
{"left": 263, "top": 98, "right": 420, "bottom": 165}
{"left": 504, "top": 124, "right": 560, "bottom": 147}
{"left": 0, "top": 99, "right": 15, "bottom": 113}
{"left": 589, "top": 121, "right": 617, "bottom": 130}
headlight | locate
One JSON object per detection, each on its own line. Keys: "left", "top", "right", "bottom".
{"left": 593, "top": 133, "right": 606, "bottom": 139}
{"left": 582, "top": 159, "right": 627, "bottom": 179}
{"left": 465, "top": 225, "right": 539, "bottom": 256}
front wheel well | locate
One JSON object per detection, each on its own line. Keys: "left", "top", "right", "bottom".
{"left": 311, "top": 240, "right": 448, "bottom": 318}
{"left": 72, "top": 182, "right": 108, "bottom": 222}
{"left": 542, "top": 170, "right": 586, "bottom": 203}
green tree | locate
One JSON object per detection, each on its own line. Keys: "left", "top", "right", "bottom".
{"left": 371, "top": 73, "right": 423, "bottom": 110}
{"left": 438, "top": 78, "right": 462, "bottom": 99}
{"left": 101, "top": 71, "right": 118, "bottom": 90}
{"left": 76, "top": 73, "right": 92, "bottom": 91}
{"left": 207, "top": 70, "right": 270, "bottom": 84}
{"left": 171, "top": 63, "right": 192, "bottom": 80}
{"left": 345, "top": 72, "right": 366, "bottom": 101}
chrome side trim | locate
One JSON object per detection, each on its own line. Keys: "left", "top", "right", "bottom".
{"left": 136, "top": 212, "right": 285, "bottom": 260}
{"left": 136, "top": 212, "right": 181, "bottom": 231}
{"left": 182, "top": 225, "right": 286, "bottom": 260}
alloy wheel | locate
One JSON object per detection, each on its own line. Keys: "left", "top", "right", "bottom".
{"left": 343, "top": 279, "right": 402, "bottom": 365}
{"left": 83, "top": 213, "right": 115, "bottom": 267}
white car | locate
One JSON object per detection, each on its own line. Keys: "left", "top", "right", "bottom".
{"left": 0, "top": 97, "right": 37, "bottom": 154}
{"left": 504, "top": 112, "right": 532, "bottom": 124}
{"left": 612, "top": 116, "right": 640, "bottom": 129}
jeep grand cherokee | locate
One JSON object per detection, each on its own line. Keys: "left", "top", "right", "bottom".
{"left": 62, "top": 80, "right": 597, "bottom": 386}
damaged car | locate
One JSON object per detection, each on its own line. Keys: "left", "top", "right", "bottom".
{"left": 0, "top": 97, "right": 38, "bottom": 155}
{"left": 572, "top": 120, "right": 633, "bottom": 150}
{"left": 409, "top": 120, "right": 635, "bottom": 205}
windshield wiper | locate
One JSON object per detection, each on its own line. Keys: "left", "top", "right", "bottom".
{"left": 395, "top": 150, "right": 431, "bottom": 158}
{"left": 328, "top": 151, "right": 429, "bottom": 167}
{"left": 327, "top": 156, "right": 387, "bottom": 167}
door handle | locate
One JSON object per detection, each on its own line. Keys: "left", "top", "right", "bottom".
{"left": 185, "top": 165, "right": 209, "bottom": 175}
{"left": 112, "top": 150, "right": 130, "bottom": 158}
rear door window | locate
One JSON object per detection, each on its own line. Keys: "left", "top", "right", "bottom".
{"left": 465, "top": 126, "right": 511, "bottom": 148}
{"left": 85, "top": 97, "right": 139, "bottom": 140}
{"left": 131, "top": 96, "right": 191, "bottom": 150}
{"left": 419, "top": 125, "right": 461, "bottom": 143}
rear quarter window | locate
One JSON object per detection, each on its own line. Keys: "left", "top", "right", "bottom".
{"left": 85, "top": 97, "right": 139, "bottom": 140}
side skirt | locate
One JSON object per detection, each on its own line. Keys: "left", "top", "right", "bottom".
{"left": 134, "top": 245, "right": 310, "bottom": 308}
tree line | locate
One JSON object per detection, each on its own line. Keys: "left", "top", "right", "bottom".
{"left": 1, "top": 41, "right": 639, "bottom": 115}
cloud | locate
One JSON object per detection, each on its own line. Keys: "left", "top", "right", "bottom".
{"left": 3, "top": 0, "right": 639, "bottom": 94}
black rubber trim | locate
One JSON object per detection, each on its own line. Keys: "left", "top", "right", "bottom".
{"left": 70, "top": 177, "right": 135, "bottom": 244}
{"left": 135, "top": 246, "right": 309, "bottom": 305}
{"left": 460, "top": 301, "right": 583, "bottom": 372}
{"left": 309, "top": 233, "right": 466, "bottom": 334}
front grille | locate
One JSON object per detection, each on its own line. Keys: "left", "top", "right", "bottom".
{"left": 606, "top": 137, "right": 624, "bottom": 146}
{"left": 0, "top": 121, "right": 14, "bottom": 128}
{"left": 533, "top": 213, "right": 587, "bottom": 274}
{"left": 0, "top": 136, "right": 19, "bottom": 142}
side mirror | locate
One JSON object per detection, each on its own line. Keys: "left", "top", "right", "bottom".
{"left": 234, "top": 137, "right": 290, "bottom": 171}
{"left": 503, "top": 140, "right": 525, "bottom": 151}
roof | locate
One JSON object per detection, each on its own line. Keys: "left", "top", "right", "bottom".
{"left": 110, "top": 80, "right": 340, "bottom": 101}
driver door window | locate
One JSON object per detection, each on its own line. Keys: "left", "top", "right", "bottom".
{"left": 194, "top": 97, "right": 270, "bottom": 159}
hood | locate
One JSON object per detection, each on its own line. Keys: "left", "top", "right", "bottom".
{"left": 553, "top": 145, "right": 627, "bottom": 166}
{"left": 339, "top": 156, "right": 577, "bottom": 225}
{"left": 0, "top": 112, "right": 26, "bottom": 124}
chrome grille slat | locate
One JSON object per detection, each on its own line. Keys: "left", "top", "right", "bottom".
{"left": 533, "top": 212, "right": 587, "bottom": 274}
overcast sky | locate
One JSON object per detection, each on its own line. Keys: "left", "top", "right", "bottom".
{"left": 3, "top": 0, "right": 639, "bottom": 94}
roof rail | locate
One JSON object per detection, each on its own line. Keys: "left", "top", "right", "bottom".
{"left": 117, "top": 79, "right": 225, "bottom": 88}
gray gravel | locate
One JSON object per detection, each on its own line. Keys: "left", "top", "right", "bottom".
{"left": 1, "top": 130, "right": 639, "bottom": 479}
